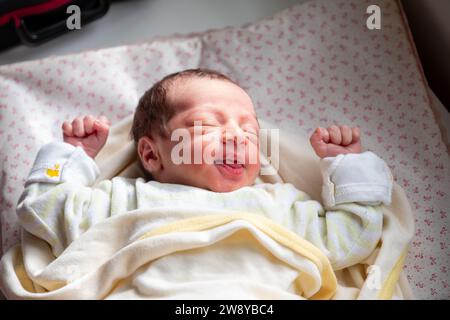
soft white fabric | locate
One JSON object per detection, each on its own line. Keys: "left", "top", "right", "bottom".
{"left": 18, "top": 142, "right": 391, "bottom": 271}
{"left": 320, "top": 152, "right": 393, "bottom": 207}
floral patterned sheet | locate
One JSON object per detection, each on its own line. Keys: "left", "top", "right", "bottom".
{"left": 0, "top": 0, "right": 448, "bottom": 299}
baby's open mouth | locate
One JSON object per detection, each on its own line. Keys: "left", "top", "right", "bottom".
{"left": 214, "top": 159, "right": 245, "bottom": 178}
{"left": 214, "top": 158, "right": 244, "bottom": 166}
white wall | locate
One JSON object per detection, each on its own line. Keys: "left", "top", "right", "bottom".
{"left": 0, "top": 0, "right": 304, "bottom": 65}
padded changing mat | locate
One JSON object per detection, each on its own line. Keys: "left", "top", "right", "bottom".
{"left": 0, "top": 0, "right": 449, "bottom": 299}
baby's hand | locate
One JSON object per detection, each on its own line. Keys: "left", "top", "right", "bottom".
{"left": 62, "top": 115, "right": 110, "bottom": 159}
{"left": 309, "top": 125, "right": 362, "bottom": 158}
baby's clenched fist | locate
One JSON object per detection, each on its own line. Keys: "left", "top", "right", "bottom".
{"left": 310, "top": 125, "right": 362, "bottom": 158}
{"left": 62, "top": 115, "right": 110, "bottom": 159}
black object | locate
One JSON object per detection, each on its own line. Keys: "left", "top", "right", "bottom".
{"left": 401, "top": 0, "right": 450, "bottom": 111}
{"left": 0, "top": 0, "right": 110, "bottom": 51}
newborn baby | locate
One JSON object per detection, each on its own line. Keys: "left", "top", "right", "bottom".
{"left": 17, "top": 68, "right": 392, "bottom": 271}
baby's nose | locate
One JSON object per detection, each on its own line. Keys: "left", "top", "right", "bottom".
{"left": 221, "top": 127, "right": 247, "bottom": 145}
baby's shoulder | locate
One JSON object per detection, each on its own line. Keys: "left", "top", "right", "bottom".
{"left": 252, "top": 182, "right": 298, "bottom": 191}
{"left": 251, "top": 182, "right": 309, "bottom": 199}
{"left": 244, "top": 183, "right": 311, "bottom": 207}
{"left": 97, "top": 176, "right": 143, "bottom": 187}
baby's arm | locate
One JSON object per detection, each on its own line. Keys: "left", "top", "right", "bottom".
{"left": 292, "top": 125, "right": 392, "bottom": 269}
{"left": 303, "top": 151, "right": 391, "bottom": 270}
{"left": 16, "top": 116, "right": 135, "bottom": 257}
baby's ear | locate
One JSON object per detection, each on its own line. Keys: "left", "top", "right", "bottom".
{"left": 138, "top": 136, "right": 162, "bottom": 173}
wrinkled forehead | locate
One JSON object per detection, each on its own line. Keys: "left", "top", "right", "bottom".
{"left": 166, "top": 77, "right": 256, "bottom": 116}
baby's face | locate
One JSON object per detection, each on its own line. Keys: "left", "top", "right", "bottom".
{"left": 152, "top": 77, "right": 260, "bottom": 192}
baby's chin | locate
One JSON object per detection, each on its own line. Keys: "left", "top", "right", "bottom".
{"left": 205, "top": 177, "right": 254, "bottom": 193}
{"left": 158, "top": 163, "right": 259, "bottom": 192}
{"left": 208, "top": 184, "right": 242, "bottom": 193}
{"left": 206, "top": 165, "right": 260, "bottom": 192}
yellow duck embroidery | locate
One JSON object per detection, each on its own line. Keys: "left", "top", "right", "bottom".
{"left": 46, "top": 164, "right": 60, "bottom": 177}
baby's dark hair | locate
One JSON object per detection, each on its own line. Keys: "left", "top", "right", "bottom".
{"left": 130, "top": 68, "right": 236, "bottom": 144}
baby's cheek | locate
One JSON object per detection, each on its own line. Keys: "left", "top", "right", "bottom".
{"left": 247, "top": 162, "right": 261, "bottom": 180}
{"left": 180, "top": 135, "right": 208, "bottom": 164}
{"left": 245, "top": 141, "right": 260, "bottom": 165}
{"left": 199, "top": 140, "right": 218, "bottom": 166}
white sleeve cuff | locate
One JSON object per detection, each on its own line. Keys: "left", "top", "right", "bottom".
{"left": 319, "top": 151, "right": 393, "bottom": 207}
{"left": 26, "top": 142, "right": 100, "bottom": 186}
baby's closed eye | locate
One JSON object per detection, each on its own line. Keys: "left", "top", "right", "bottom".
{"left": 186, "top": 119, "right": 220, "bottom": 127}
{"left": 243, "top": 127, "right": 258, "bottom": 135}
